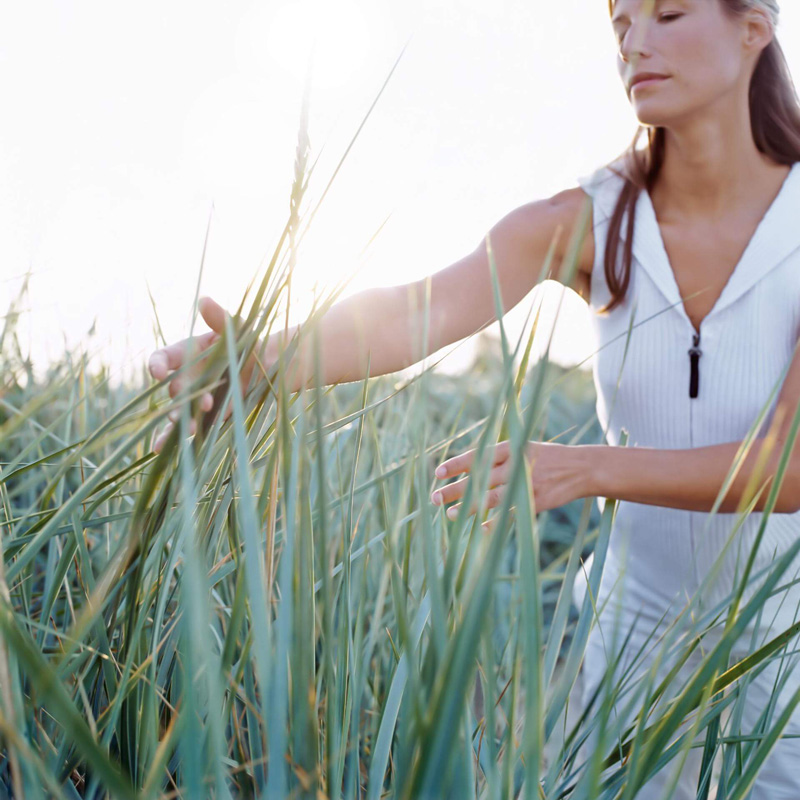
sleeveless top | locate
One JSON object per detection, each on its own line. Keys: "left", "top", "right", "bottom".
{"left": 575, "top": 159, "right": 800, "bottom": 633}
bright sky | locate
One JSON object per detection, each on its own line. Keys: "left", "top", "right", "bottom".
{"left": 4, "top": 1, "right": 800, "bottom": 384}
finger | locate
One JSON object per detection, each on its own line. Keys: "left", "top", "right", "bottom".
{"left": 446, "top": 485, "right": 507, "bottom": 521}
{"left": 168, "top": 402, "right": 204, "bottom": 424}
{"left": 168, "top": 378, "right": 186, "bottom": 400}
{"left": 153, "top": 414, "right": 198, "bottom": 454}
{"left": 198, "top": 296, "right": 229, "bottom": 335}
{"left": 434, "top": 440, "right": 510, "bottom": 479}
{"left": 431, "top": 462, "right": 509, "bottom": 507}
{"left": 434, "top": 450, "right": 475, "bottom": 480}
{"left": 200, "top": 395, "right": 233, "bottom": 432}
{"left": 482, "top": 516, "right": 499, "bottom": 534}
{"left": 167, "top": 375, "right": 209, "bottom": 401}
{"left": 153, "top": 422, "right": 174, "bottom": 454}
{"left": 148, "top": 330, "right": 220, "bottom": 381}
{"left": 431, "top": 476, "right": 468, "bottom": 507}
{"left": 148, "top": 330, "right": 219, "bottom": 381}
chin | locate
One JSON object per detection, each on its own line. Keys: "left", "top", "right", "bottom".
{"left": 634, "top": 110, "right": 670, "bottom": 126}
{"left": 631, "top": 101, "right": 684, "bottom": 128}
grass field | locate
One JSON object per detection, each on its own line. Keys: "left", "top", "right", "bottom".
{"left": 2, "top": 64, "right": 800, "bottom": 800}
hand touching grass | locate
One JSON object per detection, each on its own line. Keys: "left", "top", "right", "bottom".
{"left": 147, "top": 296, "right": 261, "bottom": 454}
{"left": 431, "top": 440, "right": 595, "bottom": 521}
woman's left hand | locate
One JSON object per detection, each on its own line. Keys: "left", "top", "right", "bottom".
{"left": 430, "top": 440, "right": 594, "bottom": 522}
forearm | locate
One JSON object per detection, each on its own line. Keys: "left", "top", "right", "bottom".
{"left": 257, "top": 283, "right": 440, "bottom": 391}
{"left": 585, "top": 437, "right": 800, "bottom": 514}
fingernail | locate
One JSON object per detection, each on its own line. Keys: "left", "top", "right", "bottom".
{"left": 431, "top": 491, "right": 442, "bottom": 505}
{"left": 435, "top": 466, "right": 446, "bottom": 478}
{"left": 446, "top": 507, "right": 458, "bottom": 520}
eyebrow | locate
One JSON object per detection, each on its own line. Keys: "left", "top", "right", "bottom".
{"left": 611, "top": 0, "right": 671, "bottom": 25}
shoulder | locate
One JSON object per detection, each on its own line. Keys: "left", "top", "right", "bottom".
{"left": 550, "top": 160, "right": 631, "bottom": 280}
{"left": 498, "top": 188, "right": 595, "bottom": 281}
{"left": 546, "top": 186, "right": 598, "bottom": 279}
{"left": 576, "top": 160, "right": 629, "bottom": 220}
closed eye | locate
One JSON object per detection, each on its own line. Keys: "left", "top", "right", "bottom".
{"left": 615, "top": 12, "right": 683, "bottom": 45}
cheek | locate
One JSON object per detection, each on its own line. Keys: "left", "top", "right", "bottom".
{"left": 673, "top": 32, "right": 741, "bottom": 97}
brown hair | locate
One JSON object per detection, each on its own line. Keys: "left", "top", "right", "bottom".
{"left": 599, "top": 0, "right": 800, "bottom": 314}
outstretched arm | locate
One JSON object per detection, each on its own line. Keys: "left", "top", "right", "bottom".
{"left": 148, "top": 187, "right": 593, "bottom": 452}
{"left": 259, "top": 190, "right": 590, "bottom": 390}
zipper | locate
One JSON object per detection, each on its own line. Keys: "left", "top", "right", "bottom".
{"left": 688, "top": 326, "right": 701, "bottom": 593}
{"left": 688, "top": 330, "right": 702, "bottom": 399}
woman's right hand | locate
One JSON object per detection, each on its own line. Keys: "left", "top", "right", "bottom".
{"left": 147, "top": 296, "right": 261, "bottom": 454}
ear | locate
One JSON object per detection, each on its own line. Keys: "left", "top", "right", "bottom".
{"left": 741, "top": 8, "right": 775, "bottom": 56}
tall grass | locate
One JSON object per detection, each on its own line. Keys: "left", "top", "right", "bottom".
{"left": 1, "top": 52, "right": 800, "bottom": 800}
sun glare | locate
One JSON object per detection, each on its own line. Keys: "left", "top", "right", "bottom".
{"left": 244, "top": 0, "right": 372, "bottom": 90}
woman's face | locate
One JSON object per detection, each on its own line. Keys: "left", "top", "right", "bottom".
{"left": 610, "top": 0, "right": 762, "bottom": 127}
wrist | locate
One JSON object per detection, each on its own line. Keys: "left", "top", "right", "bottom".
{"left": 259, "top": 326, "right": 311, "bottom": 391}
{"left": 259, "top": 332, "right": 279, "bottom": 368}
{"left": 578, "top": 444, "right": 604, "bottom": 498}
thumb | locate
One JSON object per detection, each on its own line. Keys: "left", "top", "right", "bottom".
{"left": 198, "top": 296, "right": 228, "bottom": 335}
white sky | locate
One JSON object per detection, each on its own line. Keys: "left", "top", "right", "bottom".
{"left": 4, "top": 1, "right": 800, "bottom": 384}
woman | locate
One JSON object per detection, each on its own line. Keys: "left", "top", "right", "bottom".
{"left": 148, "top": 1, "right": 800, "bottom": 795}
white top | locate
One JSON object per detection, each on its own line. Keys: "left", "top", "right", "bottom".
{"left": 575, "top": 159, "right": 800, "bottom": 632}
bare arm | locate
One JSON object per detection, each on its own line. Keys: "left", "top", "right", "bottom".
{"left": 584, "top": 437, "right": 800, "bottom": 514}
{"left": 260, "top": 186, "right": 594, "bottom": 390}
{"left": 586, "top": 333, "right": 800, "bottom": 514}
{"left": 148, "top": 186, "right": 593, "bottom": 451}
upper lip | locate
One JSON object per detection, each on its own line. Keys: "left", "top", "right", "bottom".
{"left": 630, "top": 72, "right": 669, "bottom": 89}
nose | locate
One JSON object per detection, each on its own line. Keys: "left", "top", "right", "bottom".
{"left": 618, "top": 17, "right": 654, "bottom": 64}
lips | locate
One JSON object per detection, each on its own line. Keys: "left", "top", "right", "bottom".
{"left": 630, "top": 74, "right": 669, "bottom": 90}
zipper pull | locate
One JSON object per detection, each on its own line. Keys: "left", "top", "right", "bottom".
{"left": 688, "top": 331, "right": 702, "bottom": 399}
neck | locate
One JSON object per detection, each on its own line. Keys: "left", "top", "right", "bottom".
{"left": 653, "top": 104, "right": 787, "bottom": 220}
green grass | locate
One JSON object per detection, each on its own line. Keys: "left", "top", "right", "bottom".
{"left": 1, "top": 54, "right": 800, "bottom": 800}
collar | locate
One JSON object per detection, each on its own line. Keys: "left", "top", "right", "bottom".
{"left": 631, "top": 161, "right": 800, "bottom": 333}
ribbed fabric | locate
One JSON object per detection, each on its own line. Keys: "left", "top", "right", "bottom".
{"left": 576, "top": 159, "right": 800, "bottom": 635}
